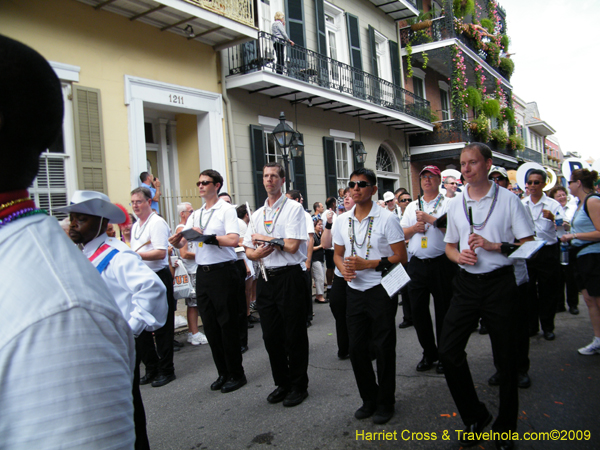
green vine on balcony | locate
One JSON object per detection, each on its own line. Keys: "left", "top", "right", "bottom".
{"left": 451, "top": 45, "right": 468, "bottom": 122}
{"left": 406, "top": 42, "right": 413, "bottom": 78}
{"left": 507, "top": 134, "right": 525, "bottom": 151}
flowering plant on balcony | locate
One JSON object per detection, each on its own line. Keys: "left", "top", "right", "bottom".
{"left": 470, "top": 115, "right": 490, "bottom": 142}
{"left": 451, "top": 45, "right": 469, "bottom": 120}
{"left": 507, "top": 134, "right": 525, "bottom": 151}
{"left": 490, "top": 128, "right": 508, "bottom": 148}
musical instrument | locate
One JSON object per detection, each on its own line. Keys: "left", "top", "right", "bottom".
{"left": 246, "top": 202, "right": 268, "bottom": 281}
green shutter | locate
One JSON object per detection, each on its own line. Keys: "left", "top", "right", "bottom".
{"left": 285, "top": 0, "right": 307, "bottom": 78}
{"left": 322, "top": 137, "right": 337, "bottom": 198}
{"left": 368, "top": 25, "right": 378, "bottom": 77}
{"left": 314, "top": 0, "right": 329, "bottom": 88}
{"left": 72, "top": 86, "right": 107, "bottom": 193}
{"left": 292, "top": 133, "right": 308, "bottom": 207}
{"left": 346, "top": 13, "right": 364, "bottom": 99}
{"left": 249, "top": 125, "right": 268, "bottom": 208}
{"left": 389, "top": 39, "right": 402, "bottom": 109}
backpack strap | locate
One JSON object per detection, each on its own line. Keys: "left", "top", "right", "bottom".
{"left": 583, "top": 193, "right": 600, "bottom": 217}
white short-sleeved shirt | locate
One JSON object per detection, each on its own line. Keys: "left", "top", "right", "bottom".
{"left": 330, "top": 217, "right": 343, "bottom": 278}
{"left": 184, "top": 199, "right": 239, "bottom": 265}
{"left": 445, "top": 183, "right": 534, "bottom": 274}
{"left": 326, "top": 210, "right": 337, "bottom": 250}
{"left": 175, "top": 223, "right": 198, "bottom": 273}
{"left": 130, "top": 212, "right": 170, "bottom": 272}
{"left": 333, "top": 201, "right": 405, "bottom": 291}
{"left": 236, "top": 218, "right": 248, "bottom": 260}
{"left": 522, "top": 194, "right": 564, "bottom": 245}
{"left": 401, "top": 194, "right": 450, "bottom": 259}
{"left": 243, "top": 194, "right": 307, "bottom": 268}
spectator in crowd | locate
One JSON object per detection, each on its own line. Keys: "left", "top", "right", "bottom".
{"left": 443, "top": 176, "right": 458, "bottom": 199}
{"left": 139, "top": 172, "right": 161, "bottom": 214}
{"left": 312, "top": 217, "right": 326, "bottom": 304}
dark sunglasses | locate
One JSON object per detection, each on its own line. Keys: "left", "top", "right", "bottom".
{"left": 399, "top": 198, "right": 412, "bottom": 203}
{"left": 568, "top": 180, "right": 578, "bottom": 185}
{"left": 196, "top": 180, "right": 215, "bottom": 187}
{"left": 526, "top": 180, "right": 541, "bottom": 186}
{"left": 348, "top": 181, "right": 374, "bottom": 189}
{"left": 446, "top": 182, "right": 457, "bottom": 185}
{"left": 490, "top": 176, "right": 505, "bottom": 182}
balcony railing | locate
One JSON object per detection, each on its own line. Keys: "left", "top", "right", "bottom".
{"left": 517, "top": 147, "right": 543, "bottom": 164}
{"left": 409, "top": 118, "right": 471, "bottom": 147}
{"left": 183, "top": 0, "right": 255, "bottom": 27}
{"left": 227, "top": 31, "right": 431, "bottom": 123}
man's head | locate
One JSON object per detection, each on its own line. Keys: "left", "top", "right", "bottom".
{"left": 394, "top": 188, "right": 408, "bottom": 206}
{"left": 69, "top": 213, "right": 107, "bottom": 245}
{"left": 383, "top": 191, "right": 395, "bottom": 211}
{"left": 326, "top": 197, "right": 337, "bottom": 210}
{"left": 443, "top": 176, "right": 458, "bottom": 196}
{"left": 236, "top": 204, "right": 249, "bottom": 221}
{"left": 461, "top": 143, "right": 493, "bottom": 186}
{"left": 348, "top": 168, "right": 377, "bottom": 205}
{"left": 398, "top": 192, "right": 412, "bottom": 213}
{"left": 313, "top": 202, "right": 324, "bottom": 214}
{"left": 106, "top": 224, "right": 116, "bottom": 238}
{"left": 130, "top": 187, "right": 153, "bottom": 219}
{"left": 419, "top": 165, "right": 442, "bottom": 194}
{"left": 218, "top": 192, "right": 232, "bottom": 203}
{"left": 198, "top": 170, "right": 223, "bottom": 198}
{"left": 263, "top": 162, "right": 285, "bottom": 196}
{"left": 526, "top": 169, "right": 547, "bottom": 198}
{"left": 177, "top": 202, "right": 193, "bottom": 223}
{"left": 139, "top": 172, "right": 152, "bottom": 185}
{"left": 0, "top": 35, "right": 64, "bottom": 192}
{"left": 488, "top": 166, "right": 509, "bottom": 189}
{"left": 286, "top": 189, "right": 302, "bottom": 203}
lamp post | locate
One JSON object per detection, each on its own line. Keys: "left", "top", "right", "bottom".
{"left": 272, "top": 111, "right": 303, "bottom": 191}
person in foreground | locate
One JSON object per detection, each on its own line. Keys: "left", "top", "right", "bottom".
{"left": 560, "top": 169, "right": 600, "bottom": 355}
{"left": 440, "top": 143, "right": 534, "bottom": 450}
{"left": 0, "top": 34, "right": 136, "bottom": 449}
{"left": 333, "top": 168, "right": 407, "bottom": 425}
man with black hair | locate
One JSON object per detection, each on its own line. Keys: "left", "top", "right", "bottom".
{"left": 170, "top": 170, "right": 246, "bottom": 393}
{"left": 140, "top": 171, "right": 161, "bottom": 214}
{"left": 333, "top": 168, "right": 407, "bottom": 425}
{"left": 0, "top": 34, "right": 136, "bottom": 448}
{"left": 244, "top": 162, "right": 310, "bottom": 407}
{"left": 313, "top": 201, "right": 324, "bottom": 219}
{"left": 522, "top": 169, "right": 564, "bottom": 341}
{"left": 324, "top": 196, "right": 338, "bottom": 295}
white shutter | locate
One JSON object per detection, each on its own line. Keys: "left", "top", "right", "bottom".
{"left": 30, "top": 153, "right": 69, "bottom": 217}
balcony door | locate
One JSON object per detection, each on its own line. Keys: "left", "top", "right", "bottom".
{"left": 323, "top": 2, "right": 347, "bottom": 91}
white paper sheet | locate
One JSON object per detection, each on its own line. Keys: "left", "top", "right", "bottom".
{"left": 508, "top": 240, "right": 547, "bottom": 259}
{"left": 381, "top": 264, "right": 411, "bottom": 298}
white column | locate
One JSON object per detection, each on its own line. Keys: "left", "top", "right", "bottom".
{"left": 127, "top": 98, "right": 147, "bottom": 190}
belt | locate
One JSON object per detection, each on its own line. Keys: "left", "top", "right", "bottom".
{"left": 198, "top": 260, "right": 235, "bottom": 272}
{"left": 411, "top": 254, "right": 445, "bottom": 264}
{"left": 265, "top": 265, "right": 298, "bottom": 278}
{"left": 459, "top": 265, "right": 513, "bottom": 281}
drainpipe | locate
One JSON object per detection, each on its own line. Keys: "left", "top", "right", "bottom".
{"left": 220, "top": 50, "right": 240, "bottom": 203}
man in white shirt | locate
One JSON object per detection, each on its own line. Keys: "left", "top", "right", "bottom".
{"left": 401, "top": 166, "right": 454, "bottom": 374}
{"left": 333, "top": 168, "right": 407, "bottom": 425}
{"left": 0, "top": 35, "right": 135, "bottom": 449}
{"left": 443, "top": 176, "right": 458, "bottom": 199}
{"left": 244, "top": 162, "right": 309, "bottom": 407}
{"left": 441, "top": 143, "right": 534, "bottom": 450}
{"left": 131, "top": 186, "right": 176, "bottom": 388}
{"left": 383, "top": 191, "right": 400, "bottom": 217}
{"left": 58, "top": 190, "right": 168, "bottom": 450}
{"left": 522, "top": 169, "right": 565, "bottom": 341}
{"left": 170, "top": 170, "right": 246, "bottom": 393}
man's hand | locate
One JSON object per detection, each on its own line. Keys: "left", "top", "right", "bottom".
{"left": 153, "top": 177, "right": 161, "bottom": 189}
{"left": 305, "top": 260, "right": 311, "bottom": 270}
{"left": 458, "top": 249, "right": 478, "bottom": 265}
{"left": 344, "top": 255, "right": 373, "bottom": 272}
{"left": 542, "top": 209, "right": 554, "bottom": 221}
{"left": 168, "top": 232, "right": 183, "bottom": 247}
{"left": 252, "top": 242, "right": 276, "bottom": 259}
{"left": 251, "top": 233, "right": 271, "bottom": 245}
{"left": 416, "top": 211, "right": 435, "bottom": 225}
{"left": 340, "top": 258, "right": 356, "bottom": 282}
{"left": 413, "top": 221, "right": 426, "bottom": 234}
{"left": 326, "top": 210, "right": 334, "bottom": 223}
{"left": 468, "top": 233, "right": 500, "bottom": 252}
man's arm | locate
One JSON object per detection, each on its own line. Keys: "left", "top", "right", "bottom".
{"left": 151, "top": 179, "right": 161, "bottom": 202}
{"left": 305, "top": 234, "right": 314, "bottom": 270}
{"left": 138, "top": 248, "right": 167, "bottom": 261}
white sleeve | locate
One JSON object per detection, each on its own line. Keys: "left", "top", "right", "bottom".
{"left": 332, "top": 215, "right": 345, "bottom": 247}
{"left": 305, "top": 213, "right": 315, "bottom": 235}
{"left": 444, "top": 197, "right": 461, "bottom": 244}
{"left": 242, "top": 211, "right": 259, "bottom": 248}
{"left": 285, "top": 203, "right": 307, "bottom": 240}
{"left": 224, "top": 207, "right": 240, "bottom": 235}
{"left": 400, "top": 201, "right": 417, "bottom": 229}
{"left": 385, "top": 213, "right": 405, "bottom": 244}
{"left": 149, "top": 218, "right": 169, "bottom": 250}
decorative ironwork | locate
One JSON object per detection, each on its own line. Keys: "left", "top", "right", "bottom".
{"left": 409, "top": 118, "right": 471, "bottom": 147}
{"left": 227, "top": 31, "right": 431, "bottom": 123}
{"left": 376, "top": 146, "right": 394, "bottom": 173}
{"left": 183, "top": 0, "right": 255, "bottom": 28}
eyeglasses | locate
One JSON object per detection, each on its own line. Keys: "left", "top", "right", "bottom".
{"left": 185, "top": 209, "right": 194, "bottom": 214}
{"left": 348, "top": 181, "right": 374, "bottom": 189}
{"left": 420, "top": 175, "right": 437, "bottom": 180}
{"left": 196, "top": 180, "right": 215, "bottom": 187}
{"left": 568, "top": 180, "right": 578, "bottom": 185}
{"left": 130, "top": 200, "right": 146, "bottom": 206}
{"left": 526, "top": 180, "right": 542, "bottom": 186}
{"left": 490, "top": 176, "right": 504, "bottom": 182}
{"left": 446, "top": 182, "right": 457, "bottom": 186}
{"left": 399, "top": 198, "right": 412, "bottom": 203}
{"left": 384, "top": 200, "right": 394, "bottom": 204}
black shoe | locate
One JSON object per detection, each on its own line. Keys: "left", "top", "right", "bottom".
{"left": 283, "top": 389, "right": 308, "bottom": 407}
{"left": 151, "top": 373, "right": 176, "bottom": 387}
{"left": 267, "top": 386, "right": 289, "bottom": 404}
{"left": 221, "top": 375, "right": 247, "bottom": 393}
{"left": 544, "top": 331, "right": 556, "bottom": 341}
{"left": 248, "top": 315, "right": 261, "bottom": 323}
{"left": 338, "top": 353, "right": 350, "bottom": 360}
{"left": 314, "top": 298, "right": 329, "bottom": 303}
{"left": 569, "top": 307, "right": 580, "bottom": 315}
{"left": 495, "top": 438, "right": 515, "bottom": 450}
{"left": 488, "top": 371, "right": 501, "bottom": 386}
{"left": 398, "top": 320, "right": 413, "bottom": 329}
{"left": 210, "top": 375, "right": 227, "bottom": 391}
{"left": 435, "top": 361, "right": 445, "bottom": 374}
{"left": 518, "top": 372, "right": 531, "bottom": 389}
{"left": 372, "top": 405, "right": 394, "bottom": 424}
{"left": 479, "top": 325, "right": 489, "bottom": 335}
{"left": 139, "top": 371, "right": 157, "bottom": 385}
{"left": 458, "top": 412, "right": 493, "bottom": 447}
{"left": 306, "top": 321, "right": 312, "bottom": 328}
{"left": 416, "top": 356, "right": 437, "bottom": 372}
{"left": 173, "top": 339, "right": 184, "bottom": 348}
{"left": 241, "top": 345, "right": 249, "bottom": 354}
{"left": 354, "top": 402, "right": 376, "bottom": 419}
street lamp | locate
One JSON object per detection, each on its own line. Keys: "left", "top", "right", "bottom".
{"left": 272, "top": 111, "right": 296, "bottom": 191}
{"left": 354, "top": 142, "right": 367, "bottom": 165}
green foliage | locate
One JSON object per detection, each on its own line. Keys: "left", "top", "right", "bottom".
{"left": 406, "top": 43, "right": 413, "bottom": 78}
{"left": 501, "top": 34, "right": 510, "bottom": 52}
{"left": 501, "top": 107, "right": 516, "bottom": 126}
{"left": 508, "top": 134, "right": 525, "bottom": 151}
{"left": 499, "top": 57, "right": 515, "bottom": 79}
{"left": 453, "top": 0, "right": 475, "bottom": 19}
{"left": 480, "top": 18, "right": 494, "bottom": 34}
{"left": 482, "top": 98, "right": 501, "bottom": 118}
{"left": 470, "top": 116, "right": 490, "bottom": 142}
{"left": 486, "top": 42, "right": 501, "bottom": 67}
{"left": 490, "top": 128, "right": 508, "bottom": 148}
{"left": 422, "top": 51, "right": 429, "bottom": 70}
{"left": 407, "top": 9, "right": 434, "bottom": 25}
{"left": 430, "top": 109, "right": 439, "bottom": 122}
{"left": 465, "top": 86, "right": 482, "bottom": 109}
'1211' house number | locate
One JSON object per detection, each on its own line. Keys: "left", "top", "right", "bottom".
{"left": 169, "top": 94, "right": 184, "bottom": 105}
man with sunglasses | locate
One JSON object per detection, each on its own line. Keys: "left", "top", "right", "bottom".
{"left": 522, "top": 169, "right": 565, "bottom": 341}
{"left": 443, "top": 176, "right": 458, "bottom": 199}
{"left": 170, "top": 170, "right": 246, "bottom": 394}
{"left": 401, "top": 166, "right": 454, "bottom": 374}
{"left": 333, "top": 168, "right": 407, "bottom": 424}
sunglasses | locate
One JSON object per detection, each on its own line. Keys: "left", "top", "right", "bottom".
{"left": 196, "top": 180, "right": 215, "bottom": 187}
{"left": 526, "top": 180, "right": 542, "bottom": 186}
{"left": 568, "top": 180, "right": 578, "bottom": 185}
{"left": 385, "top": 200, "right": 394, "bottom": 204}
{"left": 490, "top": 176, "right": 505, "bottom": 182}
{"left": 399, "top": 198, "right": 412, "bottom": 203}
{"left": 348, "top": 181, "right": 374, "bottom": 189}
{"left": 446, "top": 182, "right": 457, "bottom": 185}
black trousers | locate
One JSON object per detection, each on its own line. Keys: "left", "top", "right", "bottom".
{"left": 133, "top": 340, "right": 150, "bottom": 450}
{"left": 346, "top": 284, "right": 397, "bottom": 407}
{"left": 305, "top": 269, "right": 313, "bottom": 321}
{"left": 329, "top": 275, "right": 349, "bottom": 357}
{"left": 138, "top": 267, "right": 175, "bottom": 377}
{"left": 257, "top": 265, "right": 309, "bottom": 390}
{"left": 439, "top": 267, "right": 518, "bottom": 433}
{"left": 235, "top": 260, "right": 249, "bottom": 347}
{"left": 400, "top": 284, "right": 412, "bottom": 322}
{"left": 273, "top": 42, "right": 285, "bottom": 74}
{"left": 559, "top": 262, "right": 579, "bottom": 310}
{"left": 526, "top": 243, "right": 561, "bottom": 333}
{"left": 196, "top": 262, "right": 244, "bottom": 379}
{"left": 406, "top": 254, "right": 455, "bottom": 360}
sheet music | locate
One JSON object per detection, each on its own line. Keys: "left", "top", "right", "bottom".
{"left": 508, "top": 240, "right": 546, "bottom": 259}
{"left": 381, "top": 264, "right": 411, "bottom": 298}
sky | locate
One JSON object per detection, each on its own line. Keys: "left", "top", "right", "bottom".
{"left": 500, "top": 0, "right": 600, "bottom": 161}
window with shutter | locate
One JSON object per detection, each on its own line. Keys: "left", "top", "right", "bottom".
{"left": 250, "top": 125, "right": 268, "bottom": 208}
{"left": 322, "top": 137, "right": 337, "bottom": 198}
{"left": 73, "top": 86, "right": 108, "bottom": 194}
{"left": 346, "top": 13, "right": 364, "bottom": 99}
{"left": 29, "top": 148, "right": 69, "bottom": 218}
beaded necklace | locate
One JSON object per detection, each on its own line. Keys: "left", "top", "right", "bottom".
{"left": 263, "top": 197, "right": 288, "bottom": 234}
{"left": 0, "top": 197, "right": 31, "bottom": 212}
{"left": 348, "top": 216, "right": 374, "bottom": 259}
{"left": 199, "top": 207, "right": 215, "bottom": 232}
{"left": 0, "top": 207, "right": 47, "bottom": 228}
{"left": 133, "top": 211, "right": 155, "bottom": 240}
{"left": 424, "top": 193, "right": 444, "bottom": 215}
{"left": 461, "top": 182, "right": 499, "bottom": 230}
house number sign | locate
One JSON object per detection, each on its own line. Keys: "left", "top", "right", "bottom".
{"left": 169, "top": 94, "right": 184, "bottom": 105}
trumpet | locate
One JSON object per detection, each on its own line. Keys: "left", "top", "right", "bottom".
{"left": 246, "top": 202, "right": 268, "bottom": 281}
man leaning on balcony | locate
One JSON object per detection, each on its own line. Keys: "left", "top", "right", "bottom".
{"left": 271, "top": 12, "right": 294, "bottom": 74}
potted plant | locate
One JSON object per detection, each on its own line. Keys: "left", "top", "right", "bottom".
{"left": 490, "top": 128, "right": 508, "bottom": 148}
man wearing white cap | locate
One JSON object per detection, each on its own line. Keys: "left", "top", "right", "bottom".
{"left": 56, "top": 190, "right": 168, "bottom": 450}
{"left": 383, "top": 191, "right": 400, "bottom": 217}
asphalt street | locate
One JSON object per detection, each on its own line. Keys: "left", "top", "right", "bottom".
{"left": 142, "top": 296, "right": 600, "bottom": 450}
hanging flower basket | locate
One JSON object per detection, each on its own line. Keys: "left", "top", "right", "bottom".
{"left": 411, "top": 20, "right": 432, "bottom": 31}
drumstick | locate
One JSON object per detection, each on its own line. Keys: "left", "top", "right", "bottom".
{"left": 246, "top": 202, "right": 268, "bottom": 282}
{"left": 468, "top": 207, "right": 474, "bottom": 235}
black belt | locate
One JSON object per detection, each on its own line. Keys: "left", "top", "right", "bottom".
{"left": 459, "top": 265, "right": 513, "bottom": 281}
{"left": 411, "top": 254, "right": 445, "bottom": 264}
{"left": 198, "top": 260, "right": 235, "bottom": 272}
{"left": 265, "top": 265, "right": 298, "bottom": 278}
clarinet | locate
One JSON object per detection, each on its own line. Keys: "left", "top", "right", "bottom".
{"left": 246, "top": 202, "right": 269, "bottom": 282}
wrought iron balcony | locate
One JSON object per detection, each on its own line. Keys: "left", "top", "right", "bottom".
{"left": 409, "top": 118, "right": 471, "bottom": 147}
{"left": 227, "top": 31, "right": 431, "bottom": 123}
{"left": 183, "top": 0, "right": 255, "bottom": 28}
{"left": 516, "top": 147, "right": 543, "bottom": 164}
